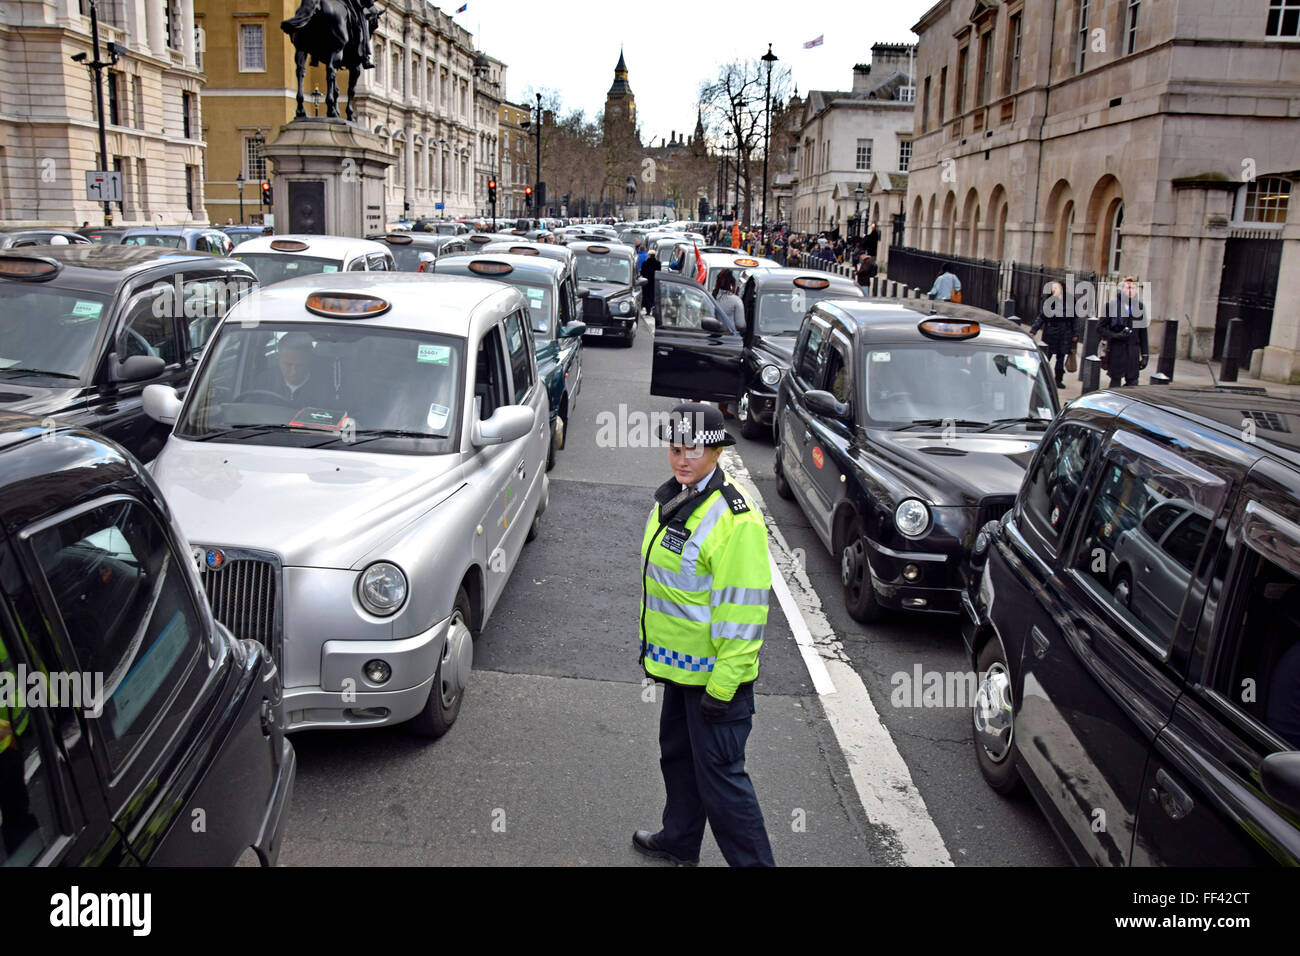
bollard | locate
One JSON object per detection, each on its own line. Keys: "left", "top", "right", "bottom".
{"left": 1082, "top": 355, "right": 1102, "bottom": 394}
{"left": 1081, "top": 317, "right": 1101, "bottom": 382}
{"left": 1221, "top": 317, "right": 1244, "bottom": 383}
{"left": 888, "top": 280, "right": 897, "bottom": 297}
{"left": 871, "top": 277, "right": 879, "bottom": 296}
{"left": 1002, "top": 298, "right": 1016, "bottom": 319}
{"left": 1151, "top": 318, "right": 1177, "bottom": 384}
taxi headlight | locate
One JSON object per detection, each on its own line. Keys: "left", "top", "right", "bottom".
{"left": 894, "top": 499, "right": 931, "bottom": 538}
{"left": 617, "top": 299, "right": 632, "bottom": 315}
{"left": 760, "top": 364, "right": 781, "bottom": 387}
{"left": 358, "top": 562, "right": 408, "bottom": 616}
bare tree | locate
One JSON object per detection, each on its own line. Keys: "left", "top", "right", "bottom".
{"left": 699, "top": 59, "right": 793, "bottom": 226}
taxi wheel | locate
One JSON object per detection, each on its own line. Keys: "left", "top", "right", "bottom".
{"left": 973, "top": 638, "right": 1023, "bottom": 795}
{"left": 409, "top": 588, "right": 471, "bottom": 739}
{"left": 774, "top": 448, "right": 794, "bottom": 501}
{"left": 621, "top": 328, "right": 636, "bottom": 348}
{"left": 547, "top": 419, "right": 558, "bottom": 472}
{"left": 739, "top": 393, "right": 764, "bottom": 440}
{"left": 840, "top": 518, "right": 882, "bottom": 624}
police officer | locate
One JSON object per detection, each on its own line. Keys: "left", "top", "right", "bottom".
{"left": 633, "top": 402, "right": 775, "bottom": 867}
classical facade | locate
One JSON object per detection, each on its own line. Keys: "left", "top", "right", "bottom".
{"left": 906, "top": 0, "right": 1300, "bottom": 379}
{"left": 199, "top": 0, "right": 502, "bottom": 225}
{"left": 789, "top": 44, "right": 916, "bottom": 239}
{"left": 500, "top": 99, "right": 530, "bottom": 218}
{"left": 1, "top": 0, "right": 207, "bottom": 226}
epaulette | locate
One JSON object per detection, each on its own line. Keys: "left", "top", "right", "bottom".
{"left": 720, "top": 481, "right": 750, "bottom": 515}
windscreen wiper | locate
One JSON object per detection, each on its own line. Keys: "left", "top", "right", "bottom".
{"left": 979, "top": 416, "right": 1052, "bottom": 432}
{"left": 0, "top": 367, "right": 80, "bottom": 380}
{"left": 345, "top": 428, "right": 440, "bottom": 444}
{"left": 893, "top": 418, "right": 989, "bottom": 431}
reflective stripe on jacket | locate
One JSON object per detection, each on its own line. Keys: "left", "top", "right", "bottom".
{"left": 639, "top": 472, "right": 771, "bottom": 701}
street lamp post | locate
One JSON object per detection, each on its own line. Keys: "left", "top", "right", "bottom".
{"left": 520, "top": 94, "right": 543, "bottom": 220}
{"left": 761, "top": 43, "right": 778, "bottom": 245}
{"left": 438, "top": 138, "right": 448, "bottom": 217}
{"left": 236, "top": 171, "right": 246, "bottom": 224}
{"left": 70, "top": 0, "right": 122, "bottom": 227}
{"left": 854, "top": 183, "right": 864, "bottom": 239}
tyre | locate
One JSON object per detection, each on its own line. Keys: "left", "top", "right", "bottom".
{"left": 526, "top": 501, "right": 542, "bottom": 542}
{"left": 839, "top": 517, "right": 883, "bottom": 624}
{"left": 738, "top": 393, "right": 764, "bottom": 440}
{"left": 408, "top": 587, "right": 472, "bottom": 739}
{"left": 621, "top": 327, "right": 636, "bottom": 348}
{"left": 774, "top": 448, "right": 794, "bottom": 501}
{"left": 972, "top": 638, "right": 1023, "bottom": 795}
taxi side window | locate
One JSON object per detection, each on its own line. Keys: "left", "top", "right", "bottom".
{"left": 182, "top": 276, "right": 250, "bottom": 358}
{"left": 367, "top": 254, "right": 391, "bottom": 272}
{"left": 0, "top": 611, "right": 61, "bottom": 866}
{"left": 1071, "top": 440, "right": 1220, "bottom": 657}
{"left": 504, "top": 310, "right": 534, "bottom": 404}
{"left": 794, "top": 319, "right": 829, "bottom": 389}
{"left": 1209, "top": 531, "right": 1300, "bottom": 750}
{"left": 1022, "top": 423, "right": 1101, "bottom": 545}
{"left": 117, "top": 290, "right": 181, "bottom": 366}
{"left": 29, "top": 497, "right": 205, "bottom": 773}
{"left": 347, "top": 258, "right": 367, "bottom": 272}
{"left": 474, "top": 324, "right": 510, "bottom": 420}
{"left": 658, "top": 283, "right": 711, "bottom": 330}
{"left": 824, "top": 336, "right": 853, "bottom": 405}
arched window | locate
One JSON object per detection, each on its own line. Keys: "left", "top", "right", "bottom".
{"left": 1104, "top": 200, "right": 1124, "bottom": 274}
{"left": 1063, "top": 204, "right": 1075, "bottom": 269}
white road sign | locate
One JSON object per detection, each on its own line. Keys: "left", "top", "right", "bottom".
{"left": 85, "top": 170, "right": 122, "bottom": 203}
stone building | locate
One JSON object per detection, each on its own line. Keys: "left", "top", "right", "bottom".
{"left": 789, "top": 44, "right": 916, "bottom": 241}
{"left": 500, "top": 99, "right": 531, "bottom": 218}
{"left": 906, "top": 0, "right": 1300, "bottom": 379}
{"left": 1, "top": 0, "right": 207, "bottom": 226}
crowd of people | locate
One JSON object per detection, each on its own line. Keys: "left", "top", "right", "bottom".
{"left": 691, "top": 219, "right": 886, "bottom": 289}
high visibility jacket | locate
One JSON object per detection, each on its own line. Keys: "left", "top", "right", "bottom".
{"left": 0, "top": 634, "right": 29, "bottom": 756}
{"left": 640, "top": 470, "right": 771, "bottom": 702}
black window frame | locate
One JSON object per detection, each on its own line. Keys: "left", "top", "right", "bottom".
{"left": 793, "top": 314, "right": 831, "bottom": 390}
{"left": 1018, "top": 419, "right": 1105, "bottom": 556}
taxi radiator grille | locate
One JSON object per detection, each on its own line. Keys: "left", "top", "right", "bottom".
{"left": 203, "top": 558, "right": 279, "bottom": 648}
{"left": 975, "top": 496, "right": 1016, "bottom": 532}
{"left": 582, "top": 297, "right": 606, "bottom": 321}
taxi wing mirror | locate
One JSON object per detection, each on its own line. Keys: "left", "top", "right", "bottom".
{"left": 472, "top": 404, "right": 533, "bottom": 447}
{"left": 560, "top": 321, "right": 587, "bottom": 339}
{"left": 805, "top": 389, "right": 849, "bottom": 420}
{"left": 110, "top": 352, "right": 166, "bottom": 384}
{"left": 142, "top": 383, "right": 183, "bottom": 425}
{"left": 637, "top": 276, "right": 648, "bottom": 287}
{"left": 1262, "top": 751, "right": 1300, "bottom": 814}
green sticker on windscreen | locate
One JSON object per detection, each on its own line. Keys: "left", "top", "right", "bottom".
{"left": 526, "top": 287, "right": 544, "bottom": 302}
{"left": 71, "top": 300, "right": 103, "bottom": 319}
{"left": 418, "top": 344, "right": 451, "bottom": 365}
{"left": 321, "top": 264, "right": 339, "bottom": 273}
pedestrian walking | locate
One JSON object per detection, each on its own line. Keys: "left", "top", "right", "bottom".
{"left": 1099, "top": 275, "right": 1149, "bottom": 388}
{"left": 928, "top": 262, "right": 962, "bottom": 302}
{"left": 1029, "top": 280, "right": 1077, "bottom": 389}
{"left": 636, "top": 239, "right": 648, "bottom": 272}
{"left": 855, "top": 254, "right": 878, "bottom": 288}
{"left": 640, "top": 248, "right": 661, "bottom": 315}
{"left": 864, "top": 221, "right": 881, "bottom": 258}
{"left": 634, "top": 402, "right": 775, "bottom": 867}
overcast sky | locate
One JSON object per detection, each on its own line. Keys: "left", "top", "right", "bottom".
{"left": 463, "top": 0, "right": 930, "bottom": 144}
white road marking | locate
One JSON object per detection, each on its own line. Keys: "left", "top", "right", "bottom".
{"left": 721, "top": 448, "right": 954, "bottom": 867}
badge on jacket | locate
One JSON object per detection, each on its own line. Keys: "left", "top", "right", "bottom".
{"left": 662, "top": 528, "right": 690, "bottom": 554}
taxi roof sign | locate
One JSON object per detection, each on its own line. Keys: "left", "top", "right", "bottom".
{"left": 385, "top": 233, "right": 413, "bottom": 244}
{"left": 0, "top": 255, "right": 60, "bottom": 280}
{"left": 734, "top": 257, "right": 759, "bottom": 267}
{"left": 585, "top": 245, "right": 610, "bottom": 254}
{"left": 305, "top": 291, "right": 391, "bottom": 318}
{"left": 468, "top": 260, "right": 514, "bottom": 276}
{"left": 508, "top": 246, "right": 539, "bottom": 255}
{"left": 270, "top": 239, "right": 310, "bottom": 252}
{"left": 792, "top": 276, "right": 829, "bottom": 289}
{"left": 918, "top": 318, "right": 980, "bottom": 340}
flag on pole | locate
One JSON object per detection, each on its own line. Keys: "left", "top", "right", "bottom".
{"left": 693, "top": 243, "right": 707, "bottom": 285}
{"left": 455, "top": 3, "right": 468, "bottom": 12}
{"left": 803, "top": 35, "right": 824, "bottom": 48}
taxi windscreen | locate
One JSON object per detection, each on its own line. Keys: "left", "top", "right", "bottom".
{"left": 123, "top": 234, "right": 186, "bottom": 249}
{"left": 756, "top": 289, "right": 846, "bottom": 335}
{"left": 860, "top": 344, "right": 1056, "bottom": 429}
{"left": 177, "top": 323, "right": 462, "bottom": 453}
{"left": 233, "top": 253, "right": 342, "bottom": 286}
{"left": 0, "top": 286, "right": 110, "bottom": 381}
{"left": 574, "top": 251, "right": 633, "bottom": 285}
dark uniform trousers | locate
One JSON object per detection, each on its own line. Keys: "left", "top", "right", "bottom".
{"left": 657, "top": 681, "right": 775, "bottom": 867}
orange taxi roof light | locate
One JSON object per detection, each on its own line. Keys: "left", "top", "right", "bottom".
{"left": 792, "top": 276, "right": 829, "bottom": 290}
{"left": 734, "top": 258, "right": 759, "bottom": 267}
{"left": 468, "top": 260, "right": 514, "bottom": 275}
{"left": 270, "top": 239, "right": 309, "bottom": 252}
{"left": 0, "top": 256, "right": 59, "bottom": 280}
{"left": 509, "top": 246, "right": 539, "bottom": 255}
{"left": 918, "top": 318, "right": 980, "bottom": 340}
{"left": 305, "top": 292, "right": 391, "bottom": 318}
{"left": 385, "top": 234, "right": 413, "bottom": 244}
{"left": 586, "top": 245, "right": 610, "bottom": 254}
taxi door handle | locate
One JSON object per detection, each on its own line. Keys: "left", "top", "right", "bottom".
{"left": 516, "top": 459, "right": 526, "bottom": 481}
{"left": 1031, "top": 627, "right": 1049, "bottom": 659}
{"left": 1150, "top": 768, "right": 1194, "bottom": 821}
{"left": 803, "top": 429, "right": 811, "bottom": 443}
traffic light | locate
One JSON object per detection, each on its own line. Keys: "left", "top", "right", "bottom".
{"left": 488, "top": 179, "right": 497, "bottom": 204}
{"left": 260, "top": 181, "right": 271, "bottom": 207}
{"left": 524, "top": 186, "right": 533, "bottom": 208}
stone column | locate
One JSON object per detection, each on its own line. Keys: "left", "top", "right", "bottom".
{"left": 181, "top": 0, "right": 195, "bottom": 67}
{"left": 1260, "top": 218, "right": 1300, "bottom": 384}
{"left": 146, "top": 0, "right": 166, "bottom": 56}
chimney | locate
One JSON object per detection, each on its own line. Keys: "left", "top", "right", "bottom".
{"left": 852, "top": 63, "right": 871, "bottom": 94}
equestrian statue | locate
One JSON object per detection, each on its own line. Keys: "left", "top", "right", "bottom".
{"left": 281, "top": 0, "right": 382, "bottom": 121}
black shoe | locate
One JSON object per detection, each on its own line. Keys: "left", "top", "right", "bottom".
{"left": 1056, "top": 379, "right": 1066, "bottom": 389}
{"left": 632, "top": 830, "right": 698, "bottom": 866}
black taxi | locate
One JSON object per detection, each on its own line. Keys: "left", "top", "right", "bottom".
{"left": 0, "top": 245, "right": 256, "bottom": 462}
{"left": 773, "top": 300, "right": 1059, "bottom": 622}
{"left": 647, "top": 268, "right": 864, "bottom": 438}
{"left": 0, "top": 412, "right": 294, "bottom": 865}
{"left": 567, "top": 240, "right": 643, "bottom": 346}
{"left": 963, "top": 386, "right": 1300, "bottom": 865}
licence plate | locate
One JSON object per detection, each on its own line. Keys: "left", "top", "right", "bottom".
{"left": 586, "top": 327, "right": 603, "bottom": 336}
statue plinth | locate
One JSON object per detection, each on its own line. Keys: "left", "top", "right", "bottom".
{"left": 260, "top": 118, "right": 394, "bottom": 237}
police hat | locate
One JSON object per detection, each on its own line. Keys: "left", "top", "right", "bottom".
{"left": 657, "top": 402, "right": 735, "bottom": 447}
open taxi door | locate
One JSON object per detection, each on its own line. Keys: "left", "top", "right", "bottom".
{"left": 650, "top": 274, "right": 744, "bottom": 402}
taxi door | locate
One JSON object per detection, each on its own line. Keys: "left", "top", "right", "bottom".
{"left": 650, "top": 274, "right": 743, "bottom": 402}
{"left": 803, "top": 330, "right": 856, "bottom": 535}
{"left": 778, "top": 313, "right": 832, "bottom": 538}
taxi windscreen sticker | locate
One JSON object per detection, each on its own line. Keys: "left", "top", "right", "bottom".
{"left": 427, "top": 403, "right": 451, "bottom": 431}
{"left": 71, "top": 300, "right": 104, "bottom": 319}
{"left": 871, "top": 352, "right": 891, "bottom": 362}
{"left": 289, "top": 407, "right": 350, "bottom": 431}
{"left": 526, "top": 287, "right": 544, "bottom": 303}
{"left": 417, "top": 344, "right": 451, "bottom": 364}
{"left": 321, "top": 264, "right": 339, "bottom": 273}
